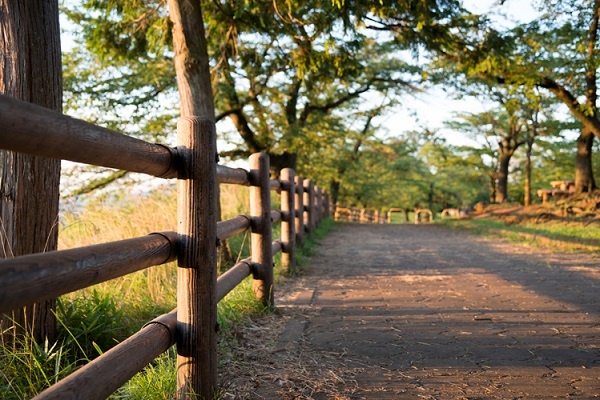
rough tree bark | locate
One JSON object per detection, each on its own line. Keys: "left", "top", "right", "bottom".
{"left": 575, "top": 129, "right": 596, "bottom": 193}
{"left": 0, "top": 0, "right": 62, "bottom": 343}
{"left": 496, "top": 154, "right": 511, "bottom": 203}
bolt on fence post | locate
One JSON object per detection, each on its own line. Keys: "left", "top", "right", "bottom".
{"left": 303, "top": 179, "right": 314, "bottom": 234}
{"left": 280, "top": 168, "right": 296, "bottom": 275}
{"left": 294, "top": 176, "right": 304, "bottom": 244}
{"left": 176, "top": 117, "right": 217, "bottom": 399}
{"left": 249, "top": 153, "right": 274, "bottom": 309}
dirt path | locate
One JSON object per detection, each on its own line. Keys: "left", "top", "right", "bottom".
{"left": 220, "top": 223, "right": 600, "bottom": 399}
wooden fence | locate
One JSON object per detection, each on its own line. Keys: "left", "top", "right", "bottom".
{"left": 0, "top": 94, "right": 333, "bottom": 399}
{"left": 333, "top": 206, "right": 386, "bottom": 224}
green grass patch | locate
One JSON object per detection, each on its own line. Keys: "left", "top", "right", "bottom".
{"left": 439, "top": 217, "right": 600, "bottom": 252}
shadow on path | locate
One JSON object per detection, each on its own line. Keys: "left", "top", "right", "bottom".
{"left": 248, "top": 224, "right": 600, "bottom": 399}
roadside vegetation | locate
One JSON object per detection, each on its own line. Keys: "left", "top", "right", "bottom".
{"left": 0, "top": 186, "right": 334, "bottom": 399}
{"left": 438, "top": 199, "right": 600, "bottom": 253}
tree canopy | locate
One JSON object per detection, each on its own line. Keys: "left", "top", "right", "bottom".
{"left": 60, "top": 0, "right": 600, "bottom": 211}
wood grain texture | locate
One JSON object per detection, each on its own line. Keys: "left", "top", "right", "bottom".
{"left": 0, "top": 232, "right": 176, "bottom": 314}
{"left": 0, "top": 0, "right": 62, "bottom": 342}
{"left": 280, "top": 168, "right": 296, "bottom": 274}
{"left": 167, "top": 0, "right": 214, "bottom": 120}
{"left": 217, "top": 215, "right": 251, "bottom": 241}
{"left": 176, "top": 117, "right": 217, "bottom": 399}
{"left": 0, "top": 95, "right": 177, "bottom": 178}
{"left": 216, "top": 258, "right": 252, "bottom": 302}
{"left": 217, "top": 164, "right": 250, "bottom": 185}
{"left": 249, "top": 153, "right": 274, "bottom": 308}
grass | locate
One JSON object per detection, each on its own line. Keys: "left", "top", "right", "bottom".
{"left": 439, "top": 215, "right": 600, "bottom": 252}
{"left": 1, "top": 184, "right": 333, "bottom": 399}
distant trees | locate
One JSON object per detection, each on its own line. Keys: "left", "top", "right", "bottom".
{"left": 61, "top": 0, "right": 478, "bottom": 206}
{"left": 430, "top": 0, "right": 600, "bottom": 194}
{"left": 58, "top": 0, "right": 600, "bottom": 209}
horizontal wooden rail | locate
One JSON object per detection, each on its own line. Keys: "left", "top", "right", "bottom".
{"left": 34, "top": 310, "right": 177, "bottom": 400}
{"left": 269, "top": 179, "right": 281, "bottom": 191}
{"left": 217, "top": 165, "right": 250, "bottom": 185}
{"left": 0, "top": 95, "right": 177, "bottom": 178}
{"left": 216, "top": 258, "right": 252, "bottom": 302}
{"left": 0, "top": 232, "right": 177, "bottom": 314}
{"left": 217, "top": 215, "right": 251, "bottom": 241}
{"left": 272, "top": 240, "right": 282, "bottom": 255}
{"left": 270, "top": 210, "right": 282, "bottom": 223}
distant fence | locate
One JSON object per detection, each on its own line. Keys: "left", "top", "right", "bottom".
{"left": 334, "top": 206, "right": 435, "bottom": 224}
{"left": 0, "top": 94, "right": 337, "bottom": 399}
{"left": 333, "top": 206, "right": 386, "bottom": 224}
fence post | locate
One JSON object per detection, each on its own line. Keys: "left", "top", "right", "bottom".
{"left": 249, "top": 153, "right": 274, "bottom": 308}
{"left": 280, "top": 168, "right": 296, "bottom": 275}
{"left": 303, "top": 179, "right": 314, "bottom": 234}
{"left": 176, "top": 117, "right": 217, "bottom": 399}
{"left": 324, "top": 193, "right": 330, "bottom": 219}
{"left": 294, "top": 176, "right": 304, "bottom": 244}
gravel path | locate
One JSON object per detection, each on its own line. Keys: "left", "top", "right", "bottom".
{"left": 225, "top": 223, "right": 600, "bottom": 399}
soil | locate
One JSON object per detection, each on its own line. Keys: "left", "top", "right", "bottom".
{"left": 219, "top": 223, "right": 600, "bottom": 399}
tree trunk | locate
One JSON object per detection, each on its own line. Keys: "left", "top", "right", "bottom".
{"left": 496, "top": 154, "right": 512, "bottom": 203}
{"left": 329, "top": 179, "right": 340, "bottom": 205}
{"left": 524, "top": 140, "right": 533, "bottom": 206}
{"left": 575, "top": 128, "right": 596, "bottom": 194}
{"left": 269, "top": 152, "right": 298, "bottom": 176}
{"left": 488, "top": 172, "right": 497, "bottom": 204}
{"left": 0, "top": 0, "right": 62, "bottom": 343}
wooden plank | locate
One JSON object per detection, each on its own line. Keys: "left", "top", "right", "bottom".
{"left": 0, "top": 95, "right": 177, "bottom": 178}
{"left": 217, "top": 215, "right": 251, "bottom": 241}
{"left": 176, "top": 117, "right": 217, "bottom": 399}
{"left": 271, "top": 240, "right": 282, "bottom": 255}
{"left": 34, "top": 311, "right": 177, "bottom": 400}
{"left": 217, "top": 164, "right": 249, "bottom": 185}
{"left": 249, "top": 153, "right": 274, "bottom": 308}
{"left": 216, "top": 258, "right": 252, "bottom": 302}
{"left": 280, "top": 168, "right": 296, "bottom": 274}
{"left": 0, "top": 232, "right": 176, "bottom": 314}
{"left": 270, "top": 179, "right": 282, "bottom": 191}
{"left": 270, "top": 209, "right": 282, "bottom": 223}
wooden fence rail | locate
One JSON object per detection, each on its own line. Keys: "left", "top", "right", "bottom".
{"left": 0, "top": 93, "right": 340, "bottom": 399}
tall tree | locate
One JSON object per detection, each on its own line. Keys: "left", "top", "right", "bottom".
{"left": 448, "top": 104, "right": 525, "bottom": 204}
{"left": 0, "top": 1, "right": 62, "bottom": 343}
{"left": 430, "top": 0, "right": 600, "bottom": 193}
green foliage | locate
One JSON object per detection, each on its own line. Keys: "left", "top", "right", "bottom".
{"left": 112, "top": 348, "right": 176, "bottom": 400}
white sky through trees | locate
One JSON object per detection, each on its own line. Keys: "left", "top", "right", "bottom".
{"left": 384, "top": 0, "right": 540, "bottom": 146}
